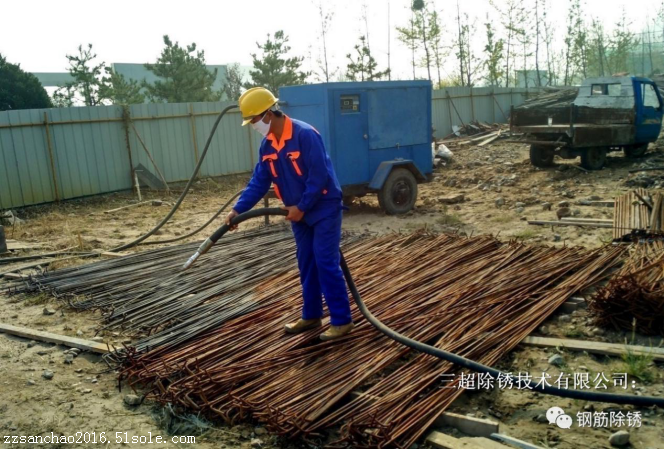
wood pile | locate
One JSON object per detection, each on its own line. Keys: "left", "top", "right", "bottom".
{"left": 438, "top": 122, "right": 510, "bottom": 148}
{"left": 613, "top": 189, "right": 664, "bottom": 240}
{"left": 590, "top": 241, "right": 664, "bottom": 335}
{"left": 515, "top": 87, "right": 579, "bottom": 109}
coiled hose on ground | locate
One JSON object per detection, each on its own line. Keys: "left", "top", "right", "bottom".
{"left": 183, "top": 207, "right": 664, "bottom": 408}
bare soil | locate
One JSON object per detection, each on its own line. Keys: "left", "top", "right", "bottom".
{"left": 2, "top": 140, "right": 664, "bottom": 448}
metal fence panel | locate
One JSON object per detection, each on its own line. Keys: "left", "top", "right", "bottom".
{"left": 431, "top": 87, "right": 540, "bottom": 139}
{"left": 0, "top": 108, "right": 53, "bottom": 208}
{"left": 1, "top": 87, "right": 542, "bottom": 209}
{"left": 48, "top": 105, "right": 128, "bottom": 200}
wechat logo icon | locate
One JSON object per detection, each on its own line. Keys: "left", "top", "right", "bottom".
{"left": 547, "top": 406, "right": 573, "bottom": 429}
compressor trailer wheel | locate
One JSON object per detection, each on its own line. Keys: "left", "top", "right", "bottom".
{"left": 378, "top": 168, "right": 418, "bottom": 214}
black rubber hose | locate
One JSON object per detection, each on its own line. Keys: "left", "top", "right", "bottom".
{"left": 1, "top": 106, "right": 239, "bottom": 274}
{"left": 109, "top": 104, "right": 239, "bottom": 252}
{"left": 186, "top": 207, "right": 664, "bottom": 408}
{"left": 139, "top": 190, "right": 243, "bottom": 245}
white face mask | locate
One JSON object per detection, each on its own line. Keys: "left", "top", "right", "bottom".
{"left": 251, "top": 116, "right": 271, "bottom": 137}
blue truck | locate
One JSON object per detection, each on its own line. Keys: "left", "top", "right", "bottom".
{"left": 279, "top": 81, "right": 433, "bottom": 214}
{"left": 511, "top": 76, "right": 664, "bottom": 170}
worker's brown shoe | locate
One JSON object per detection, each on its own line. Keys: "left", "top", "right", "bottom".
{"left": 284, "top": 318, "right": 322, "bottom": 334}
{"left": 319, "top": 322, "right": 355, "bottom": 341}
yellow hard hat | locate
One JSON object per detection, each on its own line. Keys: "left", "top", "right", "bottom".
{"left": 239, "top": 87, "right": 278, "bottom": 126}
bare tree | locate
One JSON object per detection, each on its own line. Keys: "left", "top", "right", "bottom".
{"left": 491, "top": 0, "right": 521, "bottom": 87}
{"left": 514, "top": 2, "right": 531, "bottom": 87}
{"left": 429, "top": 9, "right": 445, "bottom": 87}
{"left": 589, "top": 18, "right": 608, "bottom": 76}
{"left": 542, "top": 0, "right": 555, "bottom": 85}
{"left": 315, "top": 0, "right": 334, "bottom": 82}
{"left": 396, "top": 0, "right": 435, "bottom": 80}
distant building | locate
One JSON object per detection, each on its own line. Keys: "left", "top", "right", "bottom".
{"left": 32, "top": 63, "right": 250, "bottom": 102}
{"left": 515, "top": 70, "right": 550, "bottom": 88}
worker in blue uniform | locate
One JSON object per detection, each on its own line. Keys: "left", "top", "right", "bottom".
{"left": 226, "top": 87, "right": 354, "bottom": 341}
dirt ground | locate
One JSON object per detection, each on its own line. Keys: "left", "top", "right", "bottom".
{"left": 2, "top": 140, "right": 664, "bottom": 448}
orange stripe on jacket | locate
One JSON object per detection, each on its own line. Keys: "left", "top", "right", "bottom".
{"left": 262, "top": 153, "right": 278, "bottom": 177}
{"left": 287, "top": 151, "right": 303, "bottom": 176}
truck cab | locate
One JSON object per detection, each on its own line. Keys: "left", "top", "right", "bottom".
{"left": 511, "top": 76, "right": 663, "bottom": 170}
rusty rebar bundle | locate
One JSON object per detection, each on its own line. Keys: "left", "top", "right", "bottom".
{"left": 119, "top": 233, "right": 623, "bottom": 448}
{"left": 10, "top": 225, "right": 365, "bottom": 352}
{"left": 613, "top": 189, "right": 664, "bottom": 240}
{"left": 590, "top": 241, "right": 664, "bottom": 335}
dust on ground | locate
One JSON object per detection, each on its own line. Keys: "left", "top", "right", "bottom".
{"left": 2, "top": 140, "right": 664, "bottom": 448}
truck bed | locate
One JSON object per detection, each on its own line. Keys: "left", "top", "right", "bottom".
{"left": 511, "top": 105, "right": 635, "bottom": 147}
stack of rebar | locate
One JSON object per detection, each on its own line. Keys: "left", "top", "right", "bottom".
{"left": 613, "top": 189, "right": 664, "bottom": 240}
{"left": 9, "top": 225, "right": 351, "bottom": 352}
{"left": 117, "top": 233, "right": 623, "bottom": 448}
{"left": 590, "top": 241, "right": 664, "bottom": 335}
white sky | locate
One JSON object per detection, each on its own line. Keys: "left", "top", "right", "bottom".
{"left": 1, "top": 0, "right": 660, "bottom": 81}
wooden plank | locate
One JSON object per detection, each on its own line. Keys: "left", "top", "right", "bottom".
{"left": 469, "top": 131, "right": 498, "bottom": 142}
{"left": 520, "top": 336, "right": 664, "bottom": 361}
{"left": 98, "top": 251, "right": 130, "bottom": 258}
{"left": 426, "top": 431, "right": 484, "bottom": 449}
{"left": 0, "top": 258, "right": 57, "bottom": 276}
{"left": 6, "top": 240, "right": 46, "bottom": 250}
{"left": 478, "top": 133, "right": 501, "bottom": 147}
{"left": 490, "top": 433, "right": 545, "bottom": 449}
{"left": 435, "top": 412, "right": 499, "bottom": 438}
{"left": 2, "top": 273, "right": 27, "bottom": 280}
{"left": 562, "top": 218, "right": 613, "bottom": 224}
{"left": 0, "top": 323, "right": 108, "bottom": 353}
{"left": 583, "top": 201, "right": 615, "bottom": 207}
{"left": 426, "top": 431, "right": 512, "bottom": 449}
{"left": 528, "top": 220, "right": 613, "bottom": 228}
{"left": 103, "top": 201, "right": 153, "bottom": 214}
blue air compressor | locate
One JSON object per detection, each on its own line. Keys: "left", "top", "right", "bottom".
{"left": 279, "top": 81, "right": 433, "bottom": 214}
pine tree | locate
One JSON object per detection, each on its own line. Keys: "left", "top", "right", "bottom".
{"left": 346, "top": 36, "right": 390, "bottom": 81}
{"left": 53, "top": 44, "right": 106, "bottom": 106}
{"left": 245, "top": 31, "right": 309, "bottom": 94}
{"left": 144, "top": 35, "right": 220, "bottom": 103}
{"left": 222, "top": 63, "right": 244, "bottom": 101}
{"left": 99, "top": 68, "right": 145, "bottom": 105}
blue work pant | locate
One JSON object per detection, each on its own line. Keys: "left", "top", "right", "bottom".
{"left": 291, "top": 210, "right": 352, "bottom": 326}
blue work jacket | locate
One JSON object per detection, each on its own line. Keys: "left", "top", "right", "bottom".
{"left": 233, "top": 116, "right": 344, "bottom": 226}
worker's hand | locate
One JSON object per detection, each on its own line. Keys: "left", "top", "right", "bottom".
{"left": 281, "top": 205, "right": 304, "bottom": 222}
{"left": 225, "top": 209, "right": 239, "bottom": 231}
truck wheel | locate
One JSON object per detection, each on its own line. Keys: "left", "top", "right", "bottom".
{"left": 530, "top": 144, "right": 555, "bottom": 167}
{"left": 378, "top": 168, "right": 418, "bottom": 215}
{"left": 580, "top": 147, "right": 607, "bottom": 170}
{"left": 624, "top": 144, "right": 648, "bottom": 158}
